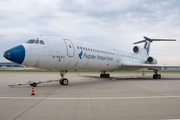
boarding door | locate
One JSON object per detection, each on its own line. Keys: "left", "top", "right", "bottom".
{"left": 64, "top": 39, "right": 75, "bottom": 57}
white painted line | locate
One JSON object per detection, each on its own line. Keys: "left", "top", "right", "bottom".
{"left": 163, "top": 119, "right": 180, "bottom": 120}
{"left": 0, "top": 96, "right": 180, "bottom": 100}
{"left": 111, "top": 76, "right": 140, "bottom": 80}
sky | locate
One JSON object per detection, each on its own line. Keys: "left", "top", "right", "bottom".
{"left": 0, "top": 0, "right": 180, "bottom": 65}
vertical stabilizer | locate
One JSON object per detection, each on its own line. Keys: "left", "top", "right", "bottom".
{"left": 143, "top": 36, "right": 152, "bottom": 56}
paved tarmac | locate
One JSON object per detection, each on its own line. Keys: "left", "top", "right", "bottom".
{"left": 0, "top": 72, "right": 180, "bottom": 120}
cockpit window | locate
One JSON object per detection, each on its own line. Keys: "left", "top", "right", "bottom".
{"left": 26, "top": 39, "right": 45, "bottom": 45}
{"left": 27, "top": 39, "right": 35, "bottom": 44}
{"left": 40, "top": 40, "right": 45, "bottom": 45}
{"left": 35, "top": 40, "right": 39, "bottom": 44}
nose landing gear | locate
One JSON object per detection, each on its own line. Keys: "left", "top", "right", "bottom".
{"left": 59, "top": 78, "right": 69, "bottom": 85}
{"left": 59, "top": 70, "right": 69, "bottom": 85}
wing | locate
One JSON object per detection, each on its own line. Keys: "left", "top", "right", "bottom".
{"left": 120, "top": 62, "right": 180, "bottom": 70}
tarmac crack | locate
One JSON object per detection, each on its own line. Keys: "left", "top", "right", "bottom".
{"left": 14, "top": 86, "right": 60, "bottom": 120}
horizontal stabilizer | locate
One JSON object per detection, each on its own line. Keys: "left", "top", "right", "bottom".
{"left": 133, "top": 40, "right": 146, "bottom": 44}
{"left": 134, "top": 36, "right": 176, "bottom": 44}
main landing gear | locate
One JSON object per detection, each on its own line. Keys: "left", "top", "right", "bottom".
{"left": 100, "top": 71, "right": 110, "bottom": 78}
{"left": 153, "top": 69, "right": 161, "bottom": 79}
{"left": 59, "top": 70, "right": 69, "bottom": 85}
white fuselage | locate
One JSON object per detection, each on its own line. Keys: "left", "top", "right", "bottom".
{"left": 22, "top": 37, "right": 148, "bottom": 71}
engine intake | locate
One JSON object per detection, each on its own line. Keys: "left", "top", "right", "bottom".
{"left": 147, "top": 57, "right": 157, "bottom": 64}
{"left": 133, "top": 46, "right": 139, "bottom": 53}
{"left": 133, "top": 46, "right": 148, "bottom": 57}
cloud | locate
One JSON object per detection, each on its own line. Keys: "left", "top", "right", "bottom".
{"left": 0, "top": 0, "right": 180, "bottom": 64}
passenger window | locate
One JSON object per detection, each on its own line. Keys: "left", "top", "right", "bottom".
{"left": 40, "top": 40, "right": 45, "bottom": 45}
{"left": 80, "top": 47, "right": 82, "bottom": 50}
{"left": 35, "top": 40, "right": 39, "bottom": 44}
{"left": 77, "top": 46, "right": 79, "bottom": 49}
{"left": 69, "top": 45, "right": 71, "bottom": 48}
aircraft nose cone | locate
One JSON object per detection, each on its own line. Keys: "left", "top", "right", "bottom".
{"left": 4, "top": 45, "right": 25, "bottom": 64}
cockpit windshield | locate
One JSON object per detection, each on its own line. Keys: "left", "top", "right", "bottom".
{"left": 26, "top": 39, "right": 45, "bottom": 45}
{"left": 26, "top": 39, "right": 35, "bottom": 44}
{"left": 34, "top": 40, "right": 39, "bottom": 44}
{"left": 40, "top": 40, "right": 45, "bottom": 44}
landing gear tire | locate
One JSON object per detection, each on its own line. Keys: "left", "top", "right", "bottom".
{"left": 157, "top": 74, "right": 161, "bottom": 79}
{"left": 60, "top": 79, "right": 63, "bottom": 85}
{"left": 153, "top": 74, "right": 157, "bottom": 79}
{"left": 100, "top": 74, "right": 110, "bottom": 78}
{"left": 153, "top": 74, "right": 161, "bottom": 79}
{"left": 153, "top": 69, "right": 161, "bottom": 79}
{"left": 59, "top": 70, "right": 68, "bottom": 85}
{"left": 59, "top": 78, "right": 69, "bottom": 85}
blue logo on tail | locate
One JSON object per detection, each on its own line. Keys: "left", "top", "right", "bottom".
{"left": 79, "top": 51, "right": 83, "bottom": 59}
{"left": 144, "top": 36, "right": 151, "bottom": 56}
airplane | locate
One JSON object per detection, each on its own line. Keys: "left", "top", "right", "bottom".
{"left": 3, "top": 36, "right": 180, "bottom": 86}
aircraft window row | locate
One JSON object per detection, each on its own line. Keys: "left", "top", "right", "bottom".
{"left": 26, "top": 39, "right": 45, "bottom": 45}
{"left": 77, "top": 46, "right": 115, "bottom": 55}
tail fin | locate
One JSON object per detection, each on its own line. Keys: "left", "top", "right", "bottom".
{"left": 134, "top": 36, "right": 176, "bottom": 56}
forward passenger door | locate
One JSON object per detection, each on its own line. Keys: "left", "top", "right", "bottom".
{"left": 64, "top": 39, "right": 75, "bottom": 57}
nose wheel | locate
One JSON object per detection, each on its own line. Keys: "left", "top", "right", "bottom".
{"left": 59, "top": 78, "right": 69, "bottom": 85}
{"left": 59, "top": 70, "right": 69, "bottom": 85}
